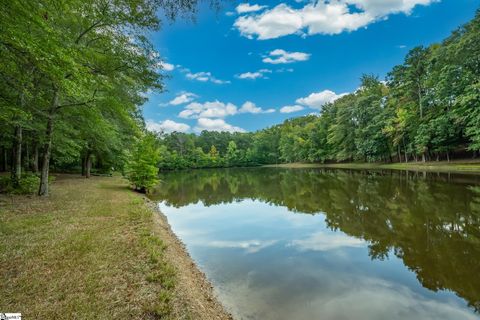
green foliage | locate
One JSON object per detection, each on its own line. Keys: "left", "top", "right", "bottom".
{"left": 2, "top": 4, "right": 479, "bottom": 181}
{"left": 126, "top": 134, "right": 161, "bottom": 193}
{"left": 0, "top": 0, "right": 211, "bottom": 195}
{"left": 0, "top": 173, "right": 40, "bottom": 194}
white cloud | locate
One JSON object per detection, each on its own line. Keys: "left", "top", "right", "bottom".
{"left": 236, "top": 68, "right": 272, "bottom": 80}
{"left": 194, "top": 118, "right": 246, "bottom": 133}
{"left": 280, "top": 105, "right": 304, "bottom": 113}
{"left": 236, "top": 3, "right": 267, "bottom": 14}
{"left": 239, "top": 101, "right": 275, "bottom": 114}
{"left": 146, "top": 119, "right": 190, "bottom": 133}
{"left": 179, "top": 100, "right": 274, "bottom": 119}
{"left": 296, "top": 90, "right": 348, "bottom": 110}
{"left": 276, "top": 67, "right": 294, "bottom": 73}
{"left": 158, "top": 61, "right": 175, "bottom": 71}
{"left": 262, "top": 49, "right": 310, "bottom": 64}
{"left": 234, "top": 0, "right": 436, "bottom": 40}
{"left": 168, "top": 92, "right": 197, "bottom": 106}
{"left": 179, "top": 101, "right": 238, "bottom": 119}
{"left": 186, "top": 71, "right": 230, "bottom": 84}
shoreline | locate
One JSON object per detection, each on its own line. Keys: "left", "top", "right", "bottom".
{"left": 0, "top": 175, "right": 231, "bottom": 319}
{"left": 264, "top": 160, "right": 480, "bottom": 174}
{"left": 143, "top": 197, "right": 232, "bottom": 320}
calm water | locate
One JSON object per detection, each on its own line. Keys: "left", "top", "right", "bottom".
{"left": 150, "top": 168, "right": 480, "bottom": 320}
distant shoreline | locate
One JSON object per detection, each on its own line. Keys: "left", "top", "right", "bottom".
{"left": 264, "top": 160, "right": 480, "bottom": 174}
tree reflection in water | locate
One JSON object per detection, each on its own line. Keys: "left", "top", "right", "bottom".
{"left": 150, "top": 168, "right": 480, "bottom": 312}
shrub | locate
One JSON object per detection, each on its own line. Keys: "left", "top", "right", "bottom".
{"left": 0, "top": 173, "right": 40, "bottom": 195}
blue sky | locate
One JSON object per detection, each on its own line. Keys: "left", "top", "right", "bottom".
{"left": 143, "top": 0, "right": 479, "bottom": 134}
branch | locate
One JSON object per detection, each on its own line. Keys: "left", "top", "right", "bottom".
{"left": 75, "top": 20, "right": 106, "bottom": 44}
{"left": 57, "top": 89, "right": 98, "bottom": 110}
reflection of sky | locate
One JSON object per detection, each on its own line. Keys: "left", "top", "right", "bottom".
{"left": 159, "top": 199, "right": 479, "bottom": 320}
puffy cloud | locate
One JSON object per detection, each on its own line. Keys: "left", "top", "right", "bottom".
{"left": 179, "top": 100, "right": 274, "bottom": 119}
{"left": 179, "top": 101, "right": 238, "bottom": 119}
{"left": 186, "top": 71, "right": 230, "bottom": 84}
{"left": 194, "top": 118, "right": 246, "bottom": 133}
{"left": 262, "top": 49, "right": 310, "bottom": 64}
{"left": 239, "top": 101, "right": 275, "bottom": 114}
{"left": 280, "top": 105, "right": 304, "bottom": 113}
{"left": 146, "top": 119, "right": 190, "bottom": 133}
{"left": 296, "top": 90, "right": 348, "bottom": 110}
{"left": 234, "top": 0, "right": 436, "bottom": 40}
{"left": 236, "top": 69, "right": 272, "bottom": 80}
{"left": 236, "top": 3, "right": 267, "bottom": 14}
{"left": 235, "top": 4, "right": 303, "bottom": 40}
{"left": 348, "top": 0, "right": 436, "bottom": 16}
{"left": 168, "top": 92, "right": 197, "bottom": 106}
{"left": 159, "top": 61, "right": 175, "bottom": 71}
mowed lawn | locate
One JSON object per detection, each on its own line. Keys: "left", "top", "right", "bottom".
{"left": 0, "top": 175, "right": 177, "bottom": 319}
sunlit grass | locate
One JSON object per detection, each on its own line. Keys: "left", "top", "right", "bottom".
{"left": 0, "top": 175, "right": 178, "bottom": 319}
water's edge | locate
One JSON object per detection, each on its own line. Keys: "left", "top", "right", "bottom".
{"left": 264, "top": 161, "right": 480, "bottom": 174}
{"left": 144, "top": 196, "right": 233, "bottom": 320}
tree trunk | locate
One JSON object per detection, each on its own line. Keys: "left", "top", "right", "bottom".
{"left": 86, "top": 153, "right": 92, "bottom": 178}
{"left": 0, "top": 147, "right": 6, "bottom": 172}
{"left": 11, "top": 125, "right": 23, "bottom": 185}
{"left": 25, "top": 142, "right": 30, "bottom": 171}
{"left": 81, "top": 154, "right": 87, "bottom": 176}
{"left": 446, "top": 151, "right": 450, "bottom": 163}
{"left": 38, "top": 89, "right": 58, "bottom": 196}
{"left": 32, "top": 143, "right": 39, "bottom": 173}
{"left": 422, "top": 152, "right": 426, "bottom": 163}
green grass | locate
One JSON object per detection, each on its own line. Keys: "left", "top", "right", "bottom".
{"left": 265, "top": 160, "right": 480, "bottom": 174}
{"left": 0, "top": 175, "right": 178, "bottom": 319}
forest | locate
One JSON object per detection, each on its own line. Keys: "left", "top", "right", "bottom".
{"left": 0, "top": 0, "right": 213, "bottom": 194}
{"left": 155, "top": 10, "right": 480, "bottom": 170}
{"left": 1, "top": 3, "right": 479, "bottom": 192}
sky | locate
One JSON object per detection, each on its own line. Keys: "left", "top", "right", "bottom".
{"left": 143, "top": 0, "right": 479, "bottom": 134}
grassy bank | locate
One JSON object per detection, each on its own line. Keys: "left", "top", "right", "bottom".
{"left": 0, "top": 175, "right": 229, "bottom": 319}
{"left": 265, "top": 159, "right": 480, "bottom": 174}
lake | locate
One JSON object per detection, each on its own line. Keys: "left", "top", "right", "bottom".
{"left": 150, "top": 168, "right": 480, "bottom": 320}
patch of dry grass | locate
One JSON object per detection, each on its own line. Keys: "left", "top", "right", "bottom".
{"left": 0, "top": 175, "right": 177, "bottom": 319}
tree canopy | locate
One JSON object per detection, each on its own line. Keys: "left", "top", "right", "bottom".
{"left": 0, "top": 0, "right": 209, "bottom": 194}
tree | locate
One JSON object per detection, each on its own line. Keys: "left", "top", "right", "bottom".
{"left": 226, "top": 141, "right": 239, "bottom": 166}
{"left": 126, "top": 134, "right": 160, "bottom": 193}
{"left": 1, "top": 0, "right": 218, "bottom": 195}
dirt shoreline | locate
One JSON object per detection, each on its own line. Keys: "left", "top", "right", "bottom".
{"left": 144, "top": 197, "right": 233, "bottom": 320}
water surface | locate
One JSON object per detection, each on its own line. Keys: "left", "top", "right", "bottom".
{"left": 150, "top": 168, "right": 480, "bottom": 320}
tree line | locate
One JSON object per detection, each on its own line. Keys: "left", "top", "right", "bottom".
{"left": 156, "top": 10, "right": 480, "bottom": 169}
{"left": 0, "top": 0, "right": 210, "bottom": 195}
